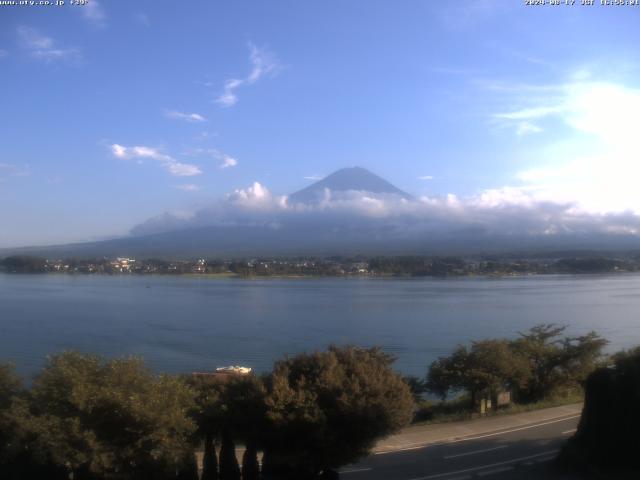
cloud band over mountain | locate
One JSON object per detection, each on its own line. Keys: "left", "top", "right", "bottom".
{"left": 131, "top": 173, "right": 640, "bottom": 246}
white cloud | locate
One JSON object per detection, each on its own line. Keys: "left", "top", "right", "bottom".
{"left": 17, "top": 26, "right": 81, "bottom": 63}
{"left": 231, "top": 182, "right": 269, "bottom": 200}
{"left": 217, "top": 80, "right": 242, "bottom": 107}
{"left": 495, "top": 105, "right": 564, "bottom": 121}
{"left": 174, "top": 184, "right": 200, "bottom": 192}
{"left": 225, "top": 182, "right": 287, "bottom": 211}
{"left": 81, "top": 0, "right": 107, "bottom": 27}
{"left": 185, "top": 148, "right": 238, "bottom": 169}
{"left": 110, "top": 144, "right": 202, "bottom": 177}
{"left": 493, "top": 77, "right": 640, "bottom": 215}
{"left": 164, "top": 162, "right": 203, "bottom": 177}
{"left": 219, "top": 156, "right": 238, "bottom": 169}
{"left": 515, "top": 122, "right": 542, "bottom": 136}
{"left": 215, "top": 43, "right": 280, "bottom": 107}
{"left": 304, "top": 175, "right": 324, "bottom": 181}
{"left": 131, "top": 176, "right": 640, "bottom": 241}
{"left": 164, "top": 110, "right": 207, "bottom": 122}
{"left": 418, "top": 175, "right": 434, "bottom": 180}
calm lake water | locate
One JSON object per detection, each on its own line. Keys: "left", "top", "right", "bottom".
{"left": 1, "top": 273, "right": 640, "bottom": 379}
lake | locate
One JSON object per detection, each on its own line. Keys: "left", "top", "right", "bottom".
{"left": 1, "top": 273, "right": 639, "bottom": 379}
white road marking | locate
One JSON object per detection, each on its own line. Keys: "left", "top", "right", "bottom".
{"left": 562, "top": 429, "right": 577, "bottom": 435}
{"left": 376, "top": 444, "right": 431, "bottom": 454}
{"left": 406, "top": 449, "right": 559, "bottom": 480}
{"left": 443, "top": 445, "right": 508, "bottom": 459}
{"left": 477, "top": 465, "right": 515, "bottom": 476}
{"left": 375, "top": 414, "right": 580, "bottom": 455}
{"left": 445, "top": 415, "right": 580, "bottom": 444}
{"left": 340, "top": 467, "right": 373, "bottom": 474}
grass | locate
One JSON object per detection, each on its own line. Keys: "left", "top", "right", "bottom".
{"left": 412, "top": 392, "right": 584, "bottom": 426}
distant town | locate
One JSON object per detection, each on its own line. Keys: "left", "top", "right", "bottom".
{"left": 2, "top": 254, "right": 640, "bottom": 277}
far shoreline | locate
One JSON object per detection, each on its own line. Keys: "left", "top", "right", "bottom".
{"left": 2, "top": 270, "right": 640, "bottom": 281}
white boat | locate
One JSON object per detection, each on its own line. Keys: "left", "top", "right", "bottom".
{"left": 215, "top": 366, "right": 252, "bottom": 375}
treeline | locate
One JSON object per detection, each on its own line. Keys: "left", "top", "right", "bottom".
{"left": 2, "top": 254, "right": 639, "bottom": 277}
{"left": 0, "top": 346, "right": 414, "bottom": 480}
{"left": 369, "top": 256, "right": 638, "bottom": 276}
{"left": 0, "top": 328, "right": 629, "bottom": 479}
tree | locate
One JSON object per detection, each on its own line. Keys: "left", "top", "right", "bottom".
{"left": 186, "top": 375, "right": 222, "bottom": 480}
{"left": 511, "top": 324, "right": 568, "bottom": 401}
{"left": 425, "top": 345, "right": 468, "bottom": 400}
{"left": 0, "top": 364, "right": 21, "bottom": 410}
{"left": 28, "top": 352, "right": 197, "bottom": 479}
{"left": 0, "top": 364, "right": 35, "bottom": 479}
{"left": 187, "top": 373, "right": 266, "bottom": 480}
{"left": 262, "top": 346, "right": 414, "bottom": 479}
{"left": 426, "top": 340, "right": 530, "bottom": 408}
{"left": 201, "top": 436, "right": 218, "bottom": 480}
{"left": 241, "top": 445, "right": 260, "bottom": 480}
{"left": 218, "top": 430, "right": 240, "bottom": 480}
{"left": 0, "top": 255, "right": 47, "bottom": 273}
{"left": 176, "top": 452, "right": 199, "bottom": 480}
{"left": 216, "top": 375, "right": 266, "bottom": 480}
{"left": 427, "top": 325, "right": 608, "bottom": 407}
{"left": 512, "top": 324, "right": 607, "bottom": 402}
{"left": 464, "top": 339, "right": 530, "bottom": 405}
{"left": 559, "top": 332, "right": 609, "bottom": 386}
{"left": 403, "top": 376, "right": 427, "bottom": 403}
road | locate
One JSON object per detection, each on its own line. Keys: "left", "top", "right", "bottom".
{"left": 341, "top": 413, "right": 582, "bottom": 480}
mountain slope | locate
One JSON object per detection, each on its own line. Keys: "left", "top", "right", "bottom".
{"left": 4, "top": 166, "right": 640, "bottom": 259}
{"left": 289, "top": 167, "right": 412, "bottom": 204}
{"left": 4, "top": 223, "right": 639, "bottom": 259}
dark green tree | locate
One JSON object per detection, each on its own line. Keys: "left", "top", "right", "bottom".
{"left": 218, "top": 430, "right": 240, "bottom": 480}
{"left": 201, "top": 433, "right": 219, "bottom": 480}
{"left": 1, "top": 255, "right": 47, "bottom": 273}
{"left": 427, "top": 340, "right": 530, "bottom": 408}
{"left": 176, "top": 452, "right": 199, "bottom": 480}
{"left": 428, "top": 325, "right": 608, "bottom": 407}
{"left": 188, "top": 372, "right": 268, "bottom": 480}
{"left": 426, "top": 345, "right": 469, "bottom": 400}
{"left": 513, "top": 324, "right": 607, "bottom": 401}
{"left": 28, "top": 352, "right": 197, "bottom": 479}
{"left": 262, "top": 345, "right": 414, "bottom": 478}
{"left": 217, "top": 374, "right": 267, "bottom": 478}
{"left": 511, "top": 324, "right": 569, "bottom": 401}
{"left": 0, "top": 364, "right": 21, "bottom": 408}
{"left": 241, "top": 444, "right": 260, "bottom": 480}
{"left": 186, "top": 374, "right": 222, "bottom": 480}
{"left": 0, "top": 364, "right": 36, "bottom": 480}
{"left": 403, "top": 376, "right": 427, "bottom": 403}
{"left": 559, "top": 331, "right": 609, "bottom": 386}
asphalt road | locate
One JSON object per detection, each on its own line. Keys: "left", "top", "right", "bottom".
{"left": 340, "top": 414, "right": 583, "bottom": 480}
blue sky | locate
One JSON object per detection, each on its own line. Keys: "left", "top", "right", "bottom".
{"left": 1, "top": 1, "right": 640, "bottom": 247}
